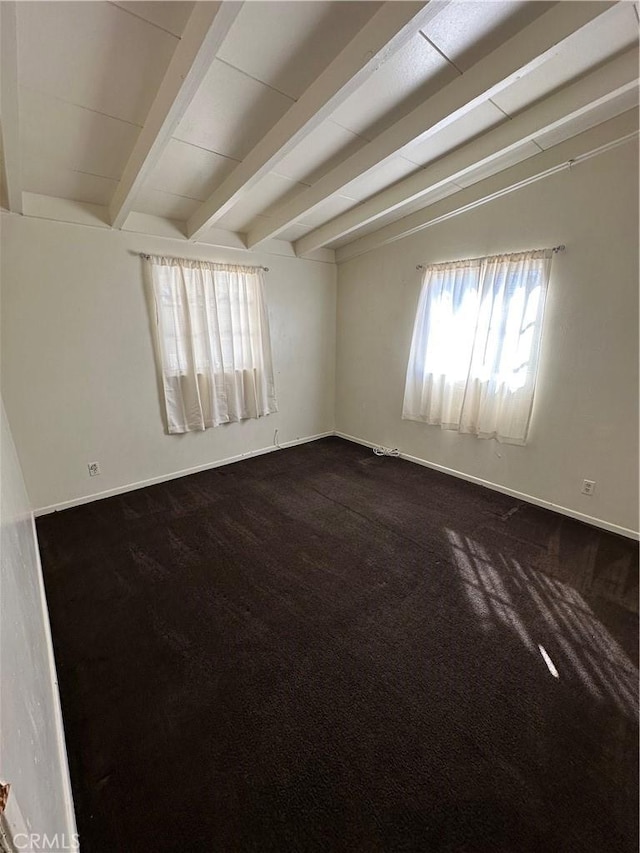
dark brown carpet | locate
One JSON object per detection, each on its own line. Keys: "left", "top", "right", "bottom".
{"left": 37, "top": 437, "right": 639, "bottom": 852}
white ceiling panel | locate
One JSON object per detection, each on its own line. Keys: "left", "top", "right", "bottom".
{"left": 422, "top": 1, "right": 550, "bottom": 73}
{"left": 111, "top": 2, "right": 196, "bottom": 38}
{"left": 533, "top": 91, "right": 640, "bottom": 151}
{"left": 491, "top": 3, "right": 638, "bottom": 117}
{"left": 22, "top": 159, "right": 117, "bottom": 206}
{"left": 214, "top": 172, "right": 307, "bottom": 232}
{"left": 273, "top": 120, "right": 366, "bottom": 185}
{"left": 17, "top": 2, "right": 177, "bottom": 125}
{"left": 212, "top": 208, "right": 265, "bottom": 234}
{"left": 198, "top": 213, "right": 276, "bottom": 243}
{"left": 19, "top": 87, "right": 139, "bottom": 181}
{"left": 297, "top": 194, "right": 358, "bottom": 228}
{"left": 340, "top": 156, "right": 418, "bottom": 203}
{"left": 148, "top": 139, "right": 238, "bottom": 201}
{"left": 329, "top": 33, "right": 458, "bottom": 139}
{"left": 385, "top": 182, "right": 466, "bottom": 219}
{"left": 218, "top": 1, "right": 380, "bottom": 100}
{"left": 326, "top": 182, "right": 465, "bottom": 248}
{"left": 133, "top": 188, "right": 200, "bottom": 220}
{"left": 378, "top": 181, "right": 462, "bottom": 223}
{"left": 403, "top": 100, "right": 506, "bottom": 167}
{"left": 174, "top": 59, "right": 294, "bottom": 160}
{"left": 454, "top": 140, "right": 542, "bottom": 188}
{"left": 276, "top": 223, "right": 311, "bottom": 243}
{"left": 7, "top": 0, "right": 638, "bottom": 255}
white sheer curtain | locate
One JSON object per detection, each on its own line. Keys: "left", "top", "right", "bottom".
{"left": 148, "top": 256, "right": 278, "bottom": 434}
{"left": 402, "top": 249, "right": 552, "bottom": 444}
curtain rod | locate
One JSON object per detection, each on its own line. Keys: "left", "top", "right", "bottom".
{"left": 415, "top": 244, "right": 565, "bottom": 270}
{"left": 138, "top": 252, "right": 269, "bottom": 272}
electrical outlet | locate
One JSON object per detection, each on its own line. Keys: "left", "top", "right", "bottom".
{"left": 88, "top": 462, "right": 101, "bottom": 477}
{"left": 581, "top": 479, "right": 595, "bottom": 496}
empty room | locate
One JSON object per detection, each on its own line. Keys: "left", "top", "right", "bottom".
{"left": 1, "top": 1, "right": 638, "bottom": 851}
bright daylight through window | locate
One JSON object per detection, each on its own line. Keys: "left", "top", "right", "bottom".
{"left": 402, "top": 249, "right": 553, "bottom": 444}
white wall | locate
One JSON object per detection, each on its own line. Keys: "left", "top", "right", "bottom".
{"left": 1, "top": 217, "right": 336, "bottom": 511}
{"left": 0, "top": 399, "right": 77, "bottom": 845}
{"left": 1, "top": 145, "right": 637, "bottom": 535}
{"left": 335, "top": 141, "right": 639, "bottom": 536}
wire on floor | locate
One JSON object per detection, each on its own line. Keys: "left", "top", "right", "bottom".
{"left": 373, "top": 446, "right": 401, "bottom": 457}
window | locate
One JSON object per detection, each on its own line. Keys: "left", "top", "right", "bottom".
{"left": 148, "top": 256, "right": 278, "bottom": 434}
{"left": 402, "top": 249, "right": 553, "bottom": 445}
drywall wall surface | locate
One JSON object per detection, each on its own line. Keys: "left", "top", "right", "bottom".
{"left": 0, "top": 398, "right": 76, "bottom": 844}
{"left": 1, "top": 218, "right": 336, "bottom": 510}
{"left": 335, "top": 141, "right": 639, "bottom": 534}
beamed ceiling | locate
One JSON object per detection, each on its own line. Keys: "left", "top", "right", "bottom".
{"left": 1, "top": 1, "right": 638, "bottom": 263}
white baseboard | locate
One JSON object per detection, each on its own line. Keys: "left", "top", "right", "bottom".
{"left": 335, "top": 431, "right": 639, "bottom": 541}
{"left": 34, "top": 431, "right": 334, "bottom": 516}
{"left": 31, "top": 513, "right": 78, "bottom": 844}
{"left": 35, "top": 429, "right": 639, "bottom": 540}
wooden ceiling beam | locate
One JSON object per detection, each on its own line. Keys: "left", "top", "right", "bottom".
{"left": 109, "top": 1, "right": 243, "bottom": 230}
{"left": 295, "top": 46, "right": 639, "bottom": 254}
{"left": 246, "top": 1, "right": 616, "bottom": 248}
{"left": 335, "top": 110, "right": 639, "bottom": 263}
{"left": 186, "top": 1, "right": 451, "bottom": 240}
